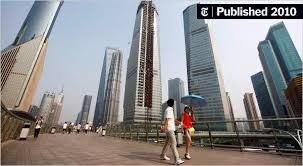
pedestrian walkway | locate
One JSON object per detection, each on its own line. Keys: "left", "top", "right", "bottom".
{"left": 1, "top": 133, "right": 301, "bottom": 165}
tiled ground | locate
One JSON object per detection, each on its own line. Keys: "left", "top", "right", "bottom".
{"left": 1, "top": 133, "right": 302, "bottom": 165}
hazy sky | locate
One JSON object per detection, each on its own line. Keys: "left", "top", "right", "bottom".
{"left": 2, "top": 0, "right": 302, "bottom": 123}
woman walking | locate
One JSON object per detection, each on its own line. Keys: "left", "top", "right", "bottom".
{"left": 34, "top": 116, "right": 43, "bottom": 138}
{"left": 181, "top": 106, "right": 195, "bottom": 160}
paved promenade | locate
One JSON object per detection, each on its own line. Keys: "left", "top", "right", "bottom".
{"left": 1, "top": 133, "right": 302, "bottom": 165}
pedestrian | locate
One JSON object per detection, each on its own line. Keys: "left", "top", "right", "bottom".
{"left": 77, "top": 123, "right": 81, "bottom": 134}
{"left": 160, "top": 99, "right": 184, "bottom": 165}
{"left": 67, "top": 122, "right": 72, "bottom": 134}
{"left": 34, "top": 116, "right": 43, "bottom": 138}
{"left": 62, "top": 122, "right": 67, "bottom": 134}
{"left": 181, "top": 106, "right": 195, "bottom": 160}
{"left": 84, "top": 123, "right": 89, "bottom": 134}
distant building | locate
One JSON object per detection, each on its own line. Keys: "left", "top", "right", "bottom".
{"left": 243, "top": 93, "right": 261, "bottom": 131}
{"left": 226, "top": 92, "right": 235, "bottom": 131}
{"left": 1, "top": 1, "right": 63, "bottom": 112}
{"left": 28, "top": 105, "right": 39, "bottom": 119}
{"left": 183, "top": 4, "right": 231, "bottom": 131}
{"left": 168, "top": 78, "right": 185, "bottom": 119}
{"left": 80, "top": 95, "right": 92, "bottom": 125}
{"left": 51, "top": 90, "right": 64, "bottom": 127}
{"left": 251, "top": 71, "right": 276, "bottom": 128}
{"left": 75, "top": 112, "right": 81, "bottom": 125}
{"left": 39, "top": 91, "right": 55, "bottom": 126}
{"left": 285, "top": 76, "right": 302, "bottom": 118}
{"left": 236, "top": 118, "right": 250, "bottom": 132}
{"left": 93, "top": 47, "right": 122, "bottom": 127}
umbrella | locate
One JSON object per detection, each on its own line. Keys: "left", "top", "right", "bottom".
{"left": 181, "top": 95, "right": 206, "bottom": 107}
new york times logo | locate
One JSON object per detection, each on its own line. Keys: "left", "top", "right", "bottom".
{"left": 197, "top": 4, "right": 303, "bottom": 19}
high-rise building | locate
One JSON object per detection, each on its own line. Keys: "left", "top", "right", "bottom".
{"left": 28, "top": 105, "right": 39, "bottom": 119}
{"left": 80, "top": 95, "right": 92, "bottom": 125}
{"left": 251, "top": 71, "right": 276, "bottom": 128}
{"left": 50, "top": 89, "right": 64, "bottom": 127}
{"left": 39, "top": 91, "right": 55, "bottom": 126}
{"left": 168, "top": 78, "right": 185, "bottom": 119}
{"left": 1, "top": 1, "right": 63, "bottom": 112}
{"left": 226, "top": 92, "right": 236, "bottom": 131}
{"left": 243, "top": 93, "right": 261, "bottom": 131}
{"left": 183, "top": 4, "right": 231, "bottom": 131}
{"left": 75, "top": 112, "right": 81, "bottom": 125}
{"left": 258, "top": 41, "right": 288, "bottom": 118}
{"left": 285, "top": 76, "right": 302, "bottom": 118}
{"left": 123, "top": 1, "right": 162, "bottom": 124}
{"left": 265, "top": 22, "right": 302, "bottom": 83}
{"left": 93, "top": 47, "right": 122, "bottom": 127}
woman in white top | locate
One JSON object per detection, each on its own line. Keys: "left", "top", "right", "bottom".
{"left": 34, "top": 116, "right": 43, "bottom": 138}
{"left": 84, "top": 123, "right": 89, "bottom": 134}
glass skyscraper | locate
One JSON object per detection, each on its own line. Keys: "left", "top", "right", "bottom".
{"left": 93, "top": 48, "right": 122, "bottom": 127}
{"left": 251, "top": 71, "right": 276, "bottom": 128}
{"left": 39, "top": 91, "right": 56, "bottom": 126}
{"left": 265, "top": 22, "right": 302, "bottom": 83}
{"left": 123, "top": 1, "right": 162, "bottom": 124}
{"left": 80, "top": 95, "right": 92, "bottom": 125}
{"left": 183, "top": 4, "right": 231, "bottom": 131}
{"left": 1, "top": 1, "right": 63, "bottom": 112}
{"left": 168, "top": 78, "right": 185, "bottom": 119}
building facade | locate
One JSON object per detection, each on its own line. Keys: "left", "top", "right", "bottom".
{"left": 251, "top": 71, "right": 276, "bottom": 128}
{"left": 50, "top": 90, "right": 64, "bottom": 127}
{"left": 183, "top": 4, "right": 231, "bottom": 131}
{"left": 39, "top": 91, "right": 55, "bottom": 127}
{"left": 28, "top": 105, "right": 40, "bottom": 119}
{"left": 1, "top": 1, "right": 63, "bottom": 112}
{"left": 265, "top": 22, "right": 302, "bottom": 83}
{"left": 123, "top": 1, "right": 162, "bottom": 124}
{"left": 285, "top": 76, "right": 302, "bottom": 118}
{"left": 226, "top": 92, "right": 236, "bottom": 131}
{"left": 243, "top": 93, "right": 261, "bottom": 131}
{"left": 80, "top": 95, "right": 92, "bottom": 125}
{"left": 93, "top": 48, "right": 122, "bottom": 127}
{"left": 168, "top": 78, "right": 185, "bottom": 119}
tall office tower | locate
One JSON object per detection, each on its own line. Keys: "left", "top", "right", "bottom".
{"left": 243, "top": 93, "right": 261, "bottom": 131}
{"left": 51, "top": 90, "right": 64, "bottom": 126}
{"left": 39, "top": 91, "right": 55, "bottom": 126}
{"left": 285, "top": 76, "right": 302, "bottom": 118}
{"left": 80, "top": 95, "right": 92, "bottom": 125}
{"left": 183, "top": 4, "right": 231, "bottom": 131}
{"left": 28, "top": 105, "right": 40, "bottom": 118}
{"left": 75, "top": 112, "right": 81, "bottom": 125}
{"left": 1, "top": 1, "right": 63, "bottom": 112}
{"left": 168, "top": 78, "right": 185, "bottom": 119}
{"left": 93, "top": 48, "right": 122, "bottom": 127}
{"left": 123, "top": 1, "right": 162, "bottom": 124}
{"left": 251, "top": 71, "right": 276, "bottom": 128}
{"left": 265, "top": 22, "right": 302, "bottom": 83}
{"left": 226, "top": 92, "right": 235, "bottom": 131}
{"left": 258, "top": 22, "right": 302, "bottom": 119}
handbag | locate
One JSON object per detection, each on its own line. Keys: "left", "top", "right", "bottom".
{"left": 188, "top": 127, "right": 195, "bottom": 135}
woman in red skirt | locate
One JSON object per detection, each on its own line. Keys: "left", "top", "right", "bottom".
{"left": 181, "top": 106, "right": 195, "bottom": 160}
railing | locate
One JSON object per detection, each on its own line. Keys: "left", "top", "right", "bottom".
{"left": 1, "top": 104, "right": 36, "bottom": 142}
{"left": 106, "top": 118, "right": 302, "bottom": 155}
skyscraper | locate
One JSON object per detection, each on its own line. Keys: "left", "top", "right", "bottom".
{"left": 28, "top": 105, "right": 40, "bottom": 119}
{"left": 39, "top": 91, "right": 55, "bottom": 126}
{"left": 258, "top": 41, "right": 288, "bottom": 118}
{"left": 1, "top": 1, "right": 63, "bottom": 112}
{"left": 75, "top": 112, "right": 81, "bottom": 125}
{"left": 257, "top": 22, "right": 302, "bottom": 119}
{"left": 93, "top": 47, "right": 122, "bottom": 127}
{"left": 243, "top": 93, "right": 261, "bottom": 131}
{"left": 123, "top": 1, "right": 162, "bottom": 124}
{"left": 168, "top": 78, "right": 185, "bottom": 119}
{"left": 251, "top": 71, "right": 276, "bottom": 128}
{"left": 265, "top": 22, "right": 302, "bottom": 83}
{"left": 226, "top": 92, "right": 236, "bottom": 131}
{"left": 183, "top": 4, "right": 231, "bottom": 131}
{"left": 80, "top": 95, "right": 92, "bottom": 125}
{"left": 50, "top": 89, "right": 64, "bottom": 127}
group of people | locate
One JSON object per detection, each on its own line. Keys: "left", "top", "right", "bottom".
{"left": 160, "top": 98, "right": 195, "bottom": 165}
{"left": 62, "top": 122, "right": 93, "bottom": 134}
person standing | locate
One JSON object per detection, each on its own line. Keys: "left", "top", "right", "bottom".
{"left": 62, "top": 122, "right": 67, "bottom": 134}
{"left": 67, "top": 122, "right": 72, "bottom": 134}
{"left": 34, "top": 116, "right": 43, "bottom": 138}
{"left": 84, "top": 123, "right": 89, "bottom": 134}
{"left": 181, "top": 106, "right": 195, "bottom": 160}
{"left": 77, "top": 123, "right": 81, "bottom": 134}
{"left": 160, "top": 99, "right": 184, "bottom": 165}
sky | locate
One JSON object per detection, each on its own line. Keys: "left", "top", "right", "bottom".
{"left": 1, "top": 0, "right": 302, "bottom": 123}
